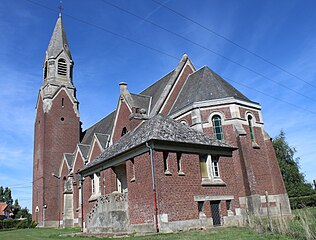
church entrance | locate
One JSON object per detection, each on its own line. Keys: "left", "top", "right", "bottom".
{"left": 114, "top": 163, "right": 127, "bottom": 193}
{"left": 210, "top": 201, "right": 221, "bottom": 226}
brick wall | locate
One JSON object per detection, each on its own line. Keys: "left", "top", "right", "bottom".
{"left": 161, "top": 64, "right": 194, "bottom": 115}
{"left": 33, "top": 89, "right": 80, "bottom": 224}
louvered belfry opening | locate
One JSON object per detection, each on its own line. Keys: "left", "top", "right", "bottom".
{"left": 58, "top": 58, "right": 67, "bottom": 76}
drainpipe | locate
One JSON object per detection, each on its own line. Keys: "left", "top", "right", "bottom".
{"left": 79, "top": 174, "right": 84, "bottom": 232}
{"left": 146, "top": 142, "right": 159, "bottom": 233}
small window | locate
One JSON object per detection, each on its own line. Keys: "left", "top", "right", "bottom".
{"left": 211, "top": 156, "right": 220, "bottom": 178}
{"left": 180, "top": 120, "right": 188, "bottom": 126}
{"left": 247, "top": 115, "right": 255, "bottom": 142}
{"left": 130, "top": 158, "right": 136, "bottom": 182}
{"left": 91, "top": 175, "right": 95, "bottom": 194}
{"left": 62, "top": 98, "right": 64, "bottom": 108}
{"left": 212, "top": 115, "right": 223, "bottom": 141}
{"left": 177, "top": 153, "right": 184, "bottom": 175}
{"left": 58, "top": 58, "right": 67, "bottom": 76}
{"left": 198, "top": 201, "right": 206, "bottom": 218}
{"left": 78, "top": 186, "right": 82, "bottom": 208}
{"left": 121, "top": 127, "right": 128, "bottom": 136}
{"left": 199, "top": 155, "right": 208, "bottom": 178}
{"left": 44, "top": 61, "right": 48, "bottom": 79}
{"left": 226, "top": 200, "right": 231, "bottom": 211}
{"left": 163, "top": 152, "right": 171, "bottom": 175}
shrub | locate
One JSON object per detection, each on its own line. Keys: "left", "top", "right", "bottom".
{"left": 0, "top": 219, "right": 37, "bottom": 230}
{"left": 290, "top": 194, "right": 316, "bottom": 209}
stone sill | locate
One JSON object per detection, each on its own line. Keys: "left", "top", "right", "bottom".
{"left": 88, "top": 193, "right": 101, "bottom": 202}
{"left": 178, "top": 171, "right": 185, "bottom": 176}
{"left": 201, "top": 178, "right": 226, "bottom": 186}
{"left": 252, "top": 141, "right": 260, "bottom": 149}
{"left": 164, "top": 170, "right": 172, "bottom": 176}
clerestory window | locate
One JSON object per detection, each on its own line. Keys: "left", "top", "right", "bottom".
{"left": 247, "top": 115, "right": 255, "bottom": 142}
{"left": 212, "top": 115, "right": 224, "bottom": 141}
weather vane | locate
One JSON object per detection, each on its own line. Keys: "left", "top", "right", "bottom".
{"left": 58, "top": 0, "right": 63, "bottom": 16}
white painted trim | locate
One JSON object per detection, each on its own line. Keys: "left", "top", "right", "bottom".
{"left": 160, "top": 60, "right": 195, "bottom": 114}
{"left": 169, "top": 97, "right": 261, "bottom": 119}
{"left": 194, "top": 195, "right": 234, "bottom": 201}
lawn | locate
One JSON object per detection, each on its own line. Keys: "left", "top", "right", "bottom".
{"left": 0, "top": 226, "right": 293, "bottom": 240}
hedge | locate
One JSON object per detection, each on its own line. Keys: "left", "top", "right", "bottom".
{"left": 289, "top": 194, "right": 316, "bottom": 209}
{"left": 0, "top": 219, "right": 37, "bottom": 230}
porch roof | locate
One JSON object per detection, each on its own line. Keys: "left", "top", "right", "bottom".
{"left": 79, "top": 114, "right": 236, "bottom": 176}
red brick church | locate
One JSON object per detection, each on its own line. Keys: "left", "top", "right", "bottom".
{"left": 32, "top": 14, "right": 291, "bottom": 232}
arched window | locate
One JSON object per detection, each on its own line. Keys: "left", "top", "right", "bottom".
{"left": 44, "top": 61, "right": 48, "bottom": 79}
{"left": 57, "top": 58, "right": 67, "bottom": 76}
{"left": 121, "top": 127, "right": 128, "bottom": 136}
{"left": 248, "top": 115, "right": 255, "bottom": 142}
{"left": 212, "top": 115, "right": 223, "bottom": 141}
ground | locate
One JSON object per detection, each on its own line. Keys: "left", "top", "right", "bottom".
{"left": 0, "top": 226, "right": 292, "bottom": 240}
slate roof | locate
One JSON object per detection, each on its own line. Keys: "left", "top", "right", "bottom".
{"left": 80, "top": 114, "right": 233, "bottom": 173}
{"left": 169, "top": 66, "right": 252, "bottom": 114}
{"left": 140, "top": 70, "right": 175, "bottom": 112}
{"left": 46, "top": 15, "right": 72, "bottom": 60}
{"left": 78, "top": 144, "right": 90, "bottom": 160}
{"left": 64, "top": 153, "right": 74, "bottom": 169}
{"left": 95, "top": 133, "right": 110, "bottom": 149}
{"left": 81, "top": 111, "right": 115, "bottom": 145}
{"left": 130, "top": 93, "right": 151, "bottom": 113}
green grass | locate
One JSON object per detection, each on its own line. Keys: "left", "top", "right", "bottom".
{"left": 0, "top": 226, "right": 292, "bottom": 240}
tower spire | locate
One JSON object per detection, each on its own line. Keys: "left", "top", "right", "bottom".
{"left": 58, "top": 0, "right": 63, "bottom": 17}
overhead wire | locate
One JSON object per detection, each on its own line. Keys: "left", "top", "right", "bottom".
{"left": 22, "top": 0, "right": 316, "bottom": 116}
{"left": 100, "top": 0, "right": 316, "bottom": 103}
{"left": 151, "top": 0, "right": 316, "bottom": 89}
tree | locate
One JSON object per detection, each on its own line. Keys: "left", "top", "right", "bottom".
{"left": 12, "top": 199, "right": 21, "bottom": 217}
{"left": 15, "top": 207, "right": 31, "bottom": 220}
{"left": 273, "top": 130, "right": 314, "bottom": 197}
{"left": 0, "top": 186, "right": 4, "bottom": 202}
{"left": 3, "top": 187, "right": 13, "bottom": 205}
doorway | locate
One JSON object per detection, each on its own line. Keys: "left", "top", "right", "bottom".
{"left": 210, "top": 201, "right": 221, "bottom": 226}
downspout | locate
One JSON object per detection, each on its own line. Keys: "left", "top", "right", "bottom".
{"left": 146, "top": 142, "right": 159, "bottom": 233}
{"left": 79, "top": 174, "right": 84, "bottom": 232}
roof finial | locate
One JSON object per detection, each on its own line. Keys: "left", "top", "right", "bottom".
{"left": 58, "top": 0, "right": 63, "bottom": 17}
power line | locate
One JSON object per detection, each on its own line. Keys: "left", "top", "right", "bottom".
{"left": 24, "top": 0, "right": 180, "bottom": 62}
{"left": 224, "top": 76, "right": 316, "bottom": 115}
{"left": 23, "top": 0, "right": 316, "bottom": 114}
{"left": 99, "top": 0, "right": 316, "bottom": 103}
{"left": 151, "top": 0, "right": 316, "bottom": 90}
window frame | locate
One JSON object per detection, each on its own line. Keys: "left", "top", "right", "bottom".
{"left": 212, "top": 115, "right": 224, "bottom": 141}
{"left": 200, "top": 154, "right": 225, "bottom": 186}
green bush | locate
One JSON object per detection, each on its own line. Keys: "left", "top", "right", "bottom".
{"left": 0, "top": 220, "right": 20, "bottom": 229}
{"left": 0, "top": 219, "right": 37, "bottom": 230}
{"left": 290, "top": 194, "right": 316, "bottom": 209}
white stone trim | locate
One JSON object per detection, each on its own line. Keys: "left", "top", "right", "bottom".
{"left": 169, "top": 97, "right": 261, "bottom": 119}
{"left": 194, "top": 195, "right": 234, "bottom": 201}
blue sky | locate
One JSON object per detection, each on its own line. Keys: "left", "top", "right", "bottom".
{"left": 0, "top": 0, "right": 315, "bottom": 211}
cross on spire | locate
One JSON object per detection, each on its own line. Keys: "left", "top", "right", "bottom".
{"left": 58, "top": 0, "right": 63, "bottom": 16}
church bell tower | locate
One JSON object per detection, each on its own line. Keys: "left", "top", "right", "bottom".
{"left": 32, "top": 13, "right": 80, "bottom": 227}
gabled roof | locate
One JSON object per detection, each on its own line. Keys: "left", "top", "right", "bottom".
{"left": 95, "top": 133, "right": 110, "bottom": 150}
{"left": 0, "top": 202, "right": 11, "bottom": 214}
{"left": 169, "top": 66, "right": 252, "bottom": 114}
{"left": 130, "top": 93, "right": 151, "bottom": 113}
{"left": 78, "top": 144, "right": 90, "bottom": 160}
{"left": 81, "top": 111, "right": 115, "bottom": 145}
{"left": 46, "top": 15, "right": 72, "bottom": 60}
{"left": 140, "top": 70, "right": 175, "bottom": 112}
{"left": 80, "top": 114, "right": 234, "bottom": 174}
{"left": 64, "top": 153, "right": 74, "bottom": 170}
